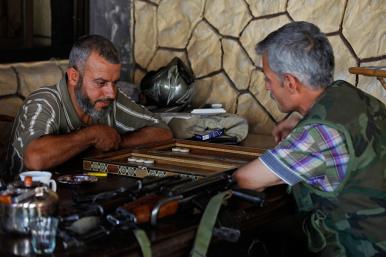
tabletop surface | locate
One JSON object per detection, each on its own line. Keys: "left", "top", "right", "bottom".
{"left": 0, "top": 170, "right": 294, "bottom": 257}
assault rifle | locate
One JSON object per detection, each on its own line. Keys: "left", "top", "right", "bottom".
{"left": 107, "top": 168, "right": 265, "bottom": 227}
{"left": 60, "top": 169, "right": 265, "bottom": 249}
{"left": 61, "top": 175, "right": 190, "bottom": 223}
{"left": 60, "top": 175, "right": 191, "bottom": 249}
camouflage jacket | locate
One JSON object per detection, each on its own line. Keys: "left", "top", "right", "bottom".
{"left": 292, "top": 80, "right": 386, "bottom": 257}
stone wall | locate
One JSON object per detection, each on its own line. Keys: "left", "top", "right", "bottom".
{"left": 132, "top": 0, "right": 386, "bottom": 135}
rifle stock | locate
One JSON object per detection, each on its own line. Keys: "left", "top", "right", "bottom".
{"left": 62, "top": 175, "right": 186, "bottom": 222}
{"left": 122, "top": 194, "right": 180, "bottom": 224}
{"left": 116, "top": 168, "right": 239, "bottom": 226}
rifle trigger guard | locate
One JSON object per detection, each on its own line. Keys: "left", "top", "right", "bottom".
{"left": 136, "top": 180, "right": 143, "bottom": 192}
{"left": 151, "top": 195, "right": 183, "bottom": 226}
{"left": 107, "top": 207, "right": 138, "bottom": 228}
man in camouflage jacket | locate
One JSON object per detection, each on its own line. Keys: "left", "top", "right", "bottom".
{"left": 235, "top": 21, "right": 386, "bottom": 257}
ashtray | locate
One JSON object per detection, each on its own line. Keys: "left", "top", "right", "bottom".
{"left": 57, "top": 174, "right": 98, "bottom": 185}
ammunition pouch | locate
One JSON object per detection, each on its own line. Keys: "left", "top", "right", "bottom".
{"left": 303, "top": 210, "right": 346, "bottom": 257}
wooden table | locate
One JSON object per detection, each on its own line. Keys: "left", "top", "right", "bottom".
{"left": 0, "top": 141, "right": 293, "bottom": 257}
{"left": 0, "top": 172, "right": 294, "bottom": 257}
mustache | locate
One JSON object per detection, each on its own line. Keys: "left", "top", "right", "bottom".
{"left": 95, "top": 98, "right": 115, "bottom": 104}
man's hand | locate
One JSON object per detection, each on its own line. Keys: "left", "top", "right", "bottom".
{"left": 86, "top": 125, "right": 121, "bottom": 151}
{"left": 272, "top": 113, "right": 303, "bottom": 144}
{"left": 120, "top": 127, "right": 173, "bottom": 148}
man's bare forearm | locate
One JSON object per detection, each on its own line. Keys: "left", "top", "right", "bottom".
{"left": 234, "top": 159, "right": 284, "bottom": 191}
{"left": 23, "top": 126, "right": 172, "bottom": 170}
{"left": 23, "top": 128, "right": 93, "bottom": 170}
{"left": 120, "top": 127, "right": 173, "bottom": 148}
{"left": 23, "top": 124, "right": 121, "bottom": 170}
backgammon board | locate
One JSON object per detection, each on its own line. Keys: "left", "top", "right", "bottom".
{"left": 83, "top": 139, "right": 265, "bottom": 179}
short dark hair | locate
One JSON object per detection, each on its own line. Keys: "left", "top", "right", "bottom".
{"left": 69, "top": 34, "right": 120, "bottom": 73}
{"left": 256, "top": 21, "right": 334, "bottom": 89}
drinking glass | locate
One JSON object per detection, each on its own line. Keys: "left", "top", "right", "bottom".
{"left": 29, "top": 217, "right": 59, "bottom": 254}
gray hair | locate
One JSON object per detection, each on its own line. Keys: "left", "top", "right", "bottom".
{"left": 256, "top": 21, "right": 334, "bottom": 89}
{"left": 69, "top": 34, "right": 120, "bottom": 73}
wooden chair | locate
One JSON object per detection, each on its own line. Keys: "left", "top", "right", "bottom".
{"left": 349, "top": 66, "right": 386, "bottom": 90}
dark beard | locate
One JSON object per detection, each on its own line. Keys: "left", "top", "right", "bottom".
{"left": 75, "top": 77, "right": 113, "bottom": 123}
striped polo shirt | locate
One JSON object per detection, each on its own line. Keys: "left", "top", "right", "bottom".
{"left": 7, "top": 77, "right": 169, "bottom": 174}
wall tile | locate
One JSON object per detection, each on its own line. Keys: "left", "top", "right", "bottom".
{"left": 328, "top": 35, "right": 357, "bottom": 85}
{"left": 288, "top": 0, "right": 345, "bottom": 33}
{"left": 192, "top": 72, "right": 237, "bottom": 113}
{"left": 237, "top": 93, "right": 276, "bottom": 135}
{"left": 205, "top": 0, "right": 251, "bottom": 37}
{"left": 187, "top": 21, "right": 222, "bottom": 77}
{"left": 135, "top": 1, "right": 157, "bottom": 68}
{"left": 222, "top": 38, "right": 254, "bottom": 90}
{"left": 343, "top": 0, "right": 386, "bottom": 58}
{"left": 158, "top": 0, "right": 205, "bottom": 48}
{"left": 246, "top": 0, "right": 286, "bottom": 17}
{"left": 147, "top": 49, "right": 188, "bottom": 71}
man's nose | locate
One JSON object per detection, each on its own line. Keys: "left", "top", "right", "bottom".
{"left": 103, "top": 83, "right": 116, "bottom": 99}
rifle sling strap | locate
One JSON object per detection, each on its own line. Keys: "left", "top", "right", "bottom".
{"left": 133, "top": 228, "right": 152, "bottom": 257}
{"left": 190, "top": 190, "right": 232, "bottom": 257}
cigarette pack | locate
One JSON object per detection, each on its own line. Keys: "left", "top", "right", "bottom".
{"left": 194, "top": 128, "right": 224, "bottom": 141}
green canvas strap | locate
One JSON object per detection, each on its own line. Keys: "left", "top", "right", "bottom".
{"left": 133, "top": 228, "right": 152, "bottom": 257}
{"left": 190, "top": 191, "right": 232, "bottom": 257}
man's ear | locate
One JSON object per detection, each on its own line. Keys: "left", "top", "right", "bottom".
{"left": 283, "top": 74, "right": 300, "bottom": 94}
{"left": 67, "top": 67, "right": 79, "bottom": 86}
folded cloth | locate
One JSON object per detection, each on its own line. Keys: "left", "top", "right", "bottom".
{"left": 168, "top": 113, "right": 248, "bottom": 142}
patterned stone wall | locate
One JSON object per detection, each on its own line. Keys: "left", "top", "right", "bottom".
{"left": 132, "top": 0, "right": 386, "bottom": 135}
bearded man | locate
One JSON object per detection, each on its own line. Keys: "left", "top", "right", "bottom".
{"left": 6, "top": 35, "right": 172, "bottom": 176}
